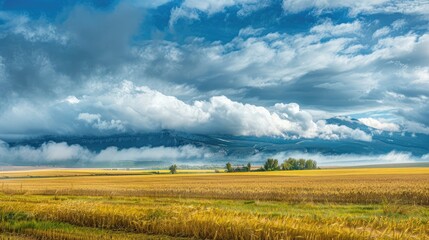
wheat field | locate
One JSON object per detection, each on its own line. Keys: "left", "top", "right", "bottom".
{"left": 0, "top": 168, "right": 428, "bottom": 239}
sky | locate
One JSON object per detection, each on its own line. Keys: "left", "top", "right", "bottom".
{"left": 0, "top": 0, "right": 429, "bottom": 166}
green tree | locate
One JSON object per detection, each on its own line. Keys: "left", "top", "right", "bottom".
{"left": 281, "top": 159, "right": 292, "bottom": 170}
{"left": 226, "top": 162, "right": 233, "bottom": 172}
{"left": 298, "top": 159, "right": 306, "bottom": 170}
{"left": 305, "top": 159, "right": 317, "bottom": 169}
{"left": 282, "top": 158, "right": 317, "bottom": 170}
{"left": 264, "top": 158, "right": 280, "bottom": 171}
{"left": 247, "top": 162, "right": 251, "bottom": 172}
{"left": 286, "top": 158, "right": 298, "bottom": 170}
{"left": 169, "top": 164, "right": 177, "bottom": 174}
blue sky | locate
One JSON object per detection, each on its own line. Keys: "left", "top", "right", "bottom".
{"left": 0, "top": 0, "right": 429, "bottom": 140}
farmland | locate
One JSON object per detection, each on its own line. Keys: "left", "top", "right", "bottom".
{"left": 0, "top": 168, "right": 428, "bottom": 239}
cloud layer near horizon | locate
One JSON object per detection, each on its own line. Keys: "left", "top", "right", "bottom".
{"left": 1, "top": 140, "right": 427, "bottom": 167}
{"left": 0, "top": 140, "right": 213, "bottom": 166}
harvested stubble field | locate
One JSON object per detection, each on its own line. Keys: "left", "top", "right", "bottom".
{"left": 0, "top": 168, "right": 428, "bottom": 239}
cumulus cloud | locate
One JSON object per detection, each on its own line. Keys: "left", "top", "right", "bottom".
{"left": 78, "top": 113, "right": 125, "bottom": 132}
{"left": 63, "top": 96, "right": 80, "bottom": 104}
{"left": 359, "top": 118, "right": 400, "bottom": 132}
{"left": 0, "top": 78, "right": 373, "bottom": 141}
{"left": 70, "top": 81, "right": 371, "bottom": 141}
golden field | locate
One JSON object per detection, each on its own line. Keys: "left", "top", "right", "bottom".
{"left": 0, "top": 168, "right": 428, "bottom": 239}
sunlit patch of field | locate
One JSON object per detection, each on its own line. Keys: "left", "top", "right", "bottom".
{"left": 0, "top": 168, "right": 428, "bottom": 239}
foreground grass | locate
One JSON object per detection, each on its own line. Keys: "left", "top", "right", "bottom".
{"left": 0, "top": 168, "right": 428, "bottom": 239}
{"left": 0, "top": 195, "right": 428, "bottom": 239}
{"left": 0, "top": 218, "right": 186, "bottom": 240}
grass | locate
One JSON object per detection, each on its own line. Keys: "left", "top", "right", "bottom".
{"left": 0, "top": 168, "right": 428, "bottom": 239}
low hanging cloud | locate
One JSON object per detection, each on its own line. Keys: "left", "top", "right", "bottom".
{"left": 358, "top": 118, "right": 401, "bottom": 132}
{"left": 94, "top": 145, "right": 214, "bottom": 162}
{"left": 0, "top": 141, "right": 92, "bottom": 165}
{"left": 265, "top": 150, "right": 429, "bottom": 166}
{"left": 0, "top": 140, "right": 214, "bottom": 166}
{"left": 0, "top": 140, "right": 427, "bottom": 167}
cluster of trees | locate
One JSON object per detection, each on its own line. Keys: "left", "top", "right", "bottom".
{"left": 225, "top": 158, "right": 317, "bottom": 172}
{"left": 281, "top": 158, "right": 317, "bottom": 170}
{"left": 226, "top": 162, "right": 251, "bottom": 172}
{"left": 263, "top": 158, "right": 280, "bottom": 171}
{"left": 169, "top": 164, "right": 177, "bottom": 174}
{"left": 171, "top": 157, "right": 317, "bottom": 174}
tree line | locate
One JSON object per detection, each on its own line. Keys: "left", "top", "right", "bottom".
{"left": 225, "top": 158, "right": 318, "bottom": 172}
{"left": 168, "top": 158, "right": 318, "bottom": 174}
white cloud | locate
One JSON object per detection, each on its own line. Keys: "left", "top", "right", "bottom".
{"left": 0, "top": 140, "right": 425, "bottom": 167}
{"left": 372, "top": 26, "right": 391, "bottom": 38}
{"left": 169, "top": 0, "right": 266, "bottom": 26}
{"left": 63, "top": 96, "right": 80, "bottom": 104}
{"left": 391, "top": 19, "right": 407, "bottom": 30}
{"left": 310, "top": 20, "right": 362, "bottom": 36}
{"left": 402, "top": 121, "right": 429, "bottom": 135}
{"left": 125, "top": 0, "right": 171, "bottom": 8}
{"left": 169, "top": 7, "right": 200, "bottom": 28}
{"left": 73, "top": 81, "right": 371, "bottom": 141}
{"left": 128, "top": 23, "right": 429, "bottom": 119}
{"left": 317, "top": 121, "right": 373, "bottom": 141}
{"left": 0, "top": 141, "right": 91, "bottom": 164}
{"left": 0, "top": 141, "right": 214, "bottom": 165}
{"left": 181, "top": 0, "right": 259, "bottom": 15}
{"left": 78, "top": 113, "right": 101, "bottom": 123}
{"left": 0, "top": 11, "right": 68, "bottom": 44}
{"left": 282, "top": 0, "right": 429, "bottom": 16}
{"left": 78, "top": 113, "right": 125, "bottom": 132}
{"left": 94, "top": 145, "right": 211, "bottom": 162}
{"left": 359, "top": 118, "right": 401, "bottom": 132}
{"left": 267, "top": 150, "right": 422, "bottom": 166}
{"left": 0, "top": 78, "right": 373, "bottom": 141}
{"left": 238, "top": 26, "right": 264, "bottom": 37}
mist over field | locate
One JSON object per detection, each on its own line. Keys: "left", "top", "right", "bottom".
{"left": 1, "top": 136, "right": 428, "bottom": 167}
